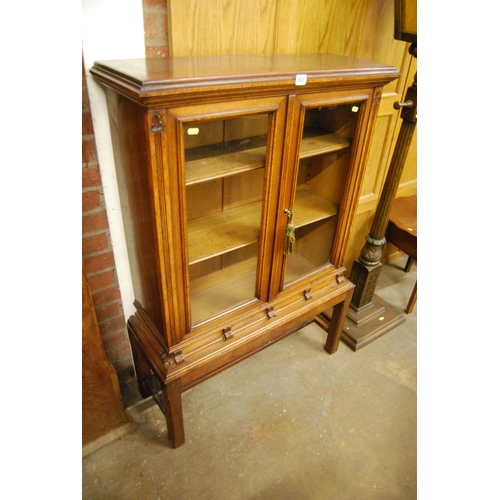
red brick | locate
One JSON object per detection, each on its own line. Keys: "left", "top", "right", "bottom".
{"left": 86, "top": 269, "right": 116, "bottom": 291}
{"left": 108, "top": 344, "right": 133, "bottom": 371}
{"left": 142, "top": 0, "right": 166, "bottom": 8}
{"left": 95, "top": 302, "right": 122, "bottom": 323}
{"left": 101, "top": 325, "right": 127, "bottom": 347}
{"left": 82, "top": 137, "right": 96, "bottom": 163}
{"left": 99, "top": 317, "right": 126, "bottom": 337}
{"left": 82, "top": 232, "right": 109, "bottom": 257}
{"left": 82, "top": 190, "right": 102, "bottom": 212}
{"left": 92, "top": 285, "right": 122, "bottom": 308}
{"left": 82, "top": 110, "right": 94, "bottom": 135}
{"left": 160, "top": 13, "right": 168, "bottom": 36}
{"left": 143, "top": 12, "right": 157, "bottom": 40}
{"left": 82, "top": 165, "right": 102, "bottom": 188}
{"left": 84, "top": 251, "right": 115, "bottom": 274}
{"left": 146, "top": 45, "right": 169, "bottom": 58}
{"left": 82, "top": 210, "right": 109, "bottom": 234}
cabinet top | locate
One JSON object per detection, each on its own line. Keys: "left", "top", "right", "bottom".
{"left": 91, "top": 53, "right": 399, "bottom": 103}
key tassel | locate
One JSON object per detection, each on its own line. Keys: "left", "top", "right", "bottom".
{"left": 283, "top": 209, "right": 296, "bottom": 255}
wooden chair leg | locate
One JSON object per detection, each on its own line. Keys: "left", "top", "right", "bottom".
{"left": 404, "top": 256, "right": 414, "bottom": 273}
{"left": 405, "top": 281, "right": 417, "bottom": 314}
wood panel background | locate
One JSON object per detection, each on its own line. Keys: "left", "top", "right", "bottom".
{"left": 167, "top": 0, "right": 417, "bottom": 274}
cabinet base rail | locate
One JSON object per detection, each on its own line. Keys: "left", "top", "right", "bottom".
{"left": 127, "top": 285, "right": 354, "bottom": 448}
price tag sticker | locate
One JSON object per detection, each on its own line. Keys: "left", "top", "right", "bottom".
{"left": 295, "top": 74, "right": 307, "bottom": 86}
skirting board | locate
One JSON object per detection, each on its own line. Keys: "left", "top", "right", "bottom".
{"left": 82, "top": 413, "right": 138, "bottom": 458}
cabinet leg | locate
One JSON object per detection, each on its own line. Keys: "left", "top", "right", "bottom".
{"left": 324, "top": 287, "right": 354, "bottom": 354}
{"left": 163, "top": 378, "right": 185, "bottom": 448}
{"left": 128, "top": 328, "right": 152, "bottom": 399}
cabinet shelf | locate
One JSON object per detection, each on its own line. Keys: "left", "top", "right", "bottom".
{"left": 185, "top": 145, "right": 267, "bottom": 185}
{"left": 185, "top": 131, "right": 350, "bottom": 185}
{"left": 188, "top": 190, "right": 338, "bottom": 264}
{"left": 300, "top": 129, "right": 351, "bottom": 159}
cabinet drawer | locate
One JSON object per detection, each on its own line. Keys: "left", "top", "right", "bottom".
{"left": 167, "top": 270, "right": 352, "bottom": 385}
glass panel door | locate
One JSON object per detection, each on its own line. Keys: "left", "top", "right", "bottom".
{"left": 184, "top": 114, "right": 270, "bottom": 324}
{"left": 283, "top": 103, "right": 360, "bottom": 285}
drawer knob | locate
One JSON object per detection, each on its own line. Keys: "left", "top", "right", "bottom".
{"left": 304, "top": 288, "right": 313, "bottom": 300}
{"left": 222, "top": 326, "right": 233, "bottom": 340}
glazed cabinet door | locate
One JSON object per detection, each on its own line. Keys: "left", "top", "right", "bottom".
{"left": 165, "top": 97, "right": 288, "bottom": 332}
{"left": 280, "top": 89, "right": 377, "bottom": 291}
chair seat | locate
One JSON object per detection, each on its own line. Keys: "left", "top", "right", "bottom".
{"left": 386, "top": 195, "right": 417, "bottom": 314}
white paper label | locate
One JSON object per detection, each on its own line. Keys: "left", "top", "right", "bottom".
{"left": 295, "top": 74, "right": 307, "bottom": 86}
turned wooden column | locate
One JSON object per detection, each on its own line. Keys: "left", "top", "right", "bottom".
{"left": 342, "top": 43, "right": 417, "bottom": 350}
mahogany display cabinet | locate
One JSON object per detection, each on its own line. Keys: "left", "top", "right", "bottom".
{"left": 90, "top": 54, "right": 399, "bottom": 448}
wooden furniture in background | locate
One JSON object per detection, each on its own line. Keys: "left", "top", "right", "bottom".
{"left": 332, "top": 0, "right": 417, "bottom": 350}
{"left": 340, "top": 43, "right": 416, "bottom": 350}
{"left": 386, "top": 194, "right": 417, "bottom": 313}
{"left": 394, "top": 0, "right": 417, "bottom": 44}
{"left": 82, "top": 263, "right": 136, "bottom": 457}
{"left": 91, "top": 54, "right": 398, "bottom": 447}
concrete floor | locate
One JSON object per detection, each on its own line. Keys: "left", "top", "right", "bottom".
{"left": 82, "top": 255, "right": 417, "bottom": 500}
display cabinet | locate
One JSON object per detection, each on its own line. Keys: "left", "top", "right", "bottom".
{"left": 90, "top": 54, "right": 399, "bottom": 447}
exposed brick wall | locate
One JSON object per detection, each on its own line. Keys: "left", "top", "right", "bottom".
{"left": 143, "top": 0, "right": 169, "bottom": 58}
{"left": 82, "top": 61, "right": 131, "bottom": 372}
{"left": 82, "top": 2, "right": 169, "bottom": 384}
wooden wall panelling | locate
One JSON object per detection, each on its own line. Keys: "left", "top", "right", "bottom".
{"left": 167, "top": 0, "right": 417, "bottom": 274}
{"left": 167, "top": 0, "right": 278, "bottom": 56}
{"left": 273, "top": 0, "right": 336, "bottom": 54}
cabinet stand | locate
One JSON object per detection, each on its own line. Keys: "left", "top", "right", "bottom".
{"left": 128, "top": 287, "right": 354, "bottom": 447}
{"left": 128, "top": 286, "right": 354, "bottom": 448}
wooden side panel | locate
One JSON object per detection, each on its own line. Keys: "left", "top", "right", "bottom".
{"left": 105, "top": 91, "right": 165, "bottom": 334}
{"left": 82, "top": 263, "right": 130, "bottom": 446}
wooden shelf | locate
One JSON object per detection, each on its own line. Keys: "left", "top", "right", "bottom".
{"left": 185, "top": 145, "right": 267, "bottom": 185}
{"left": 293, "top": 190, "right": 339, "bottom": 227}
{"left": 185, "top": 131, "right": 350, "bottom": 185}
{"left": 188, "top": 200, "right": 262, "bottom": 264}
{"left": 188, "top": 190, "right": 338, "bottom": 264}
{"left": 300, "top": 129, "right": 351, "bottom": 159}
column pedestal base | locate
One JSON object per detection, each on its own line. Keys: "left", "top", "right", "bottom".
{"left": 341, "top": 294, "right": 405, "bottom": 351}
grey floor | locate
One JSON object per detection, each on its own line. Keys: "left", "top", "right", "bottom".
{"left": 83, "top": 255, "right": 417, "bottom": 500}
